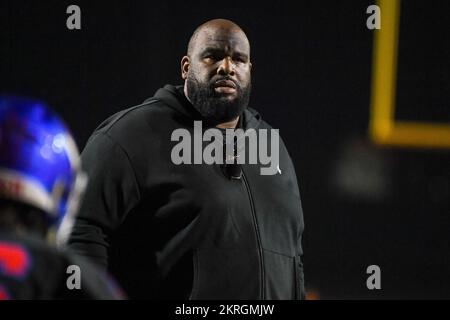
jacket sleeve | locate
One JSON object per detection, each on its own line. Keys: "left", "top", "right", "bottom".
{"left": 287, "top": 151, "right": 306, "bottom": 300}
{"left": 296, "top": 235, "right": 306, "bottom": 300}
{"left": 283, "top": 142, "right": 306, "bottom": 300}
{"left": 294, "top": 188, "right": 306, "bottom": 300}
{"left": 66, "top": 132, "right": 141, "bottom": 269}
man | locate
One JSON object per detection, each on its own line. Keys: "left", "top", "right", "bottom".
{"left": 68, "top": 19, "right": 305, "bottom": 299}
{"left": 0, "top": 96, "right": 123, "bottom": 299}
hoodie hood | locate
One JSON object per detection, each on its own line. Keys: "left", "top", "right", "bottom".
{"left": 150, "top": 84, "right": 262, "bottom": 130}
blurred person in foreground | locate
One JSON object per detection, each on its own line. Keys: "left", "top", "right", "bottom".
{"left": 0, "top": 96, "right": 124, "bottom": 299}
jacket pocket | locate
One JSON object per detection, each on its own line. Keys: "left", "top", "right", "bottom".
{"left": 263, "top": 250, "right": 296, "bottom": 299}
{"left": 190, "top": 248, "right": 260, "bottom": 299}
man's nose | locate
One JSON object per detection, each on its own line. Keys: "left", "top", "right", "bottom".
{"left": 217, "top": 57, "right": 235, "bottom": 76}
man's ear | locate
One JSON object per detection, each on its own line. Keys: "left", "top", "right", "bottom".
{"left": 181, "top": 56, "right": 190, "bottom": 80}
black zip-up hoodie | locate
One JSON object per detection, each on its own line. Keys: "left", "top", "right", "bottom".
{"left": 67, "top": 85, "right": 305, "bottom": 299}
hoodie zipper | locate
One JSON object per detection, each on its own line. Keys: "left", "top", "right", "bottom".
{"left": 241, "top": 169, "right": 265, "bottom": 300}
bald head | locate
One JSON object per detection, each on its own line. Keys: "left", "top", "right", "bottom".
{"left": 181, "top": 19, "right": 252, "bottom": 125}
{"left": 187, "top": 19, "right": 250, "bottom": 58}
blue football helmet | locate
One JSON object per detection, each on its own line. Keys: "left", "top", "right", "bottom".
{"left": 0, "top": 96, "right": 87, "bottom": 238}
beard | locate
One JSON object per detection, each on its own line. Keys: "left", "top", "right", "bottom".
{"left": 186, "top": 73, "right": 251, "bottom": 126}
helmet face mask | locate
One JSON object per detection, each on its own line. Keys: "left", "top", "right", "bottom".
{"left": 56, "top": 169, "right": 88, "bottom": 246}
{"left": 0, "top": 96, "right": 87, "bottom": 238}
